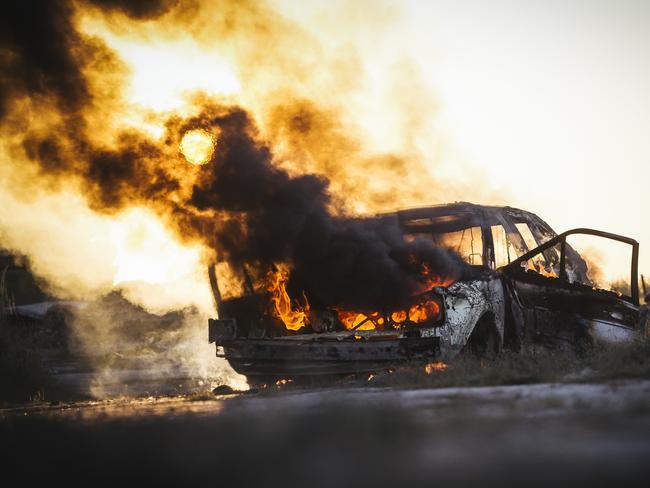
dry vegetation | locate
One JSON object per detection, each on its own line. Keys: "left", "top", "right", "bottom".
{"left": 0, "top": 316, "right": 50, "bottom": 403}
{"left": 358, "top": 339, "right": 650, "bottom": 390}
{"left": 0, "top": 313, "right": 80, "bottom": 404}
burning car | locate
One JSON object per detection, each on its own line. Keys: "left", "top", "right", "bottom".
{"left": 208, "top": 202, "right": 644, "bottom": 382}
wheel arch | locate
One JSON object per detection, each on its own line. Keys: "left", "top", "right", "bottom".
{"left": 465, "top": 310, "right": 502, "bottom": 357}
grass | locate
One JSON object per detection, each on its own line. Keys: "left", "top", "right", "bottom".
{"left": 0, "top": 315, "right": 50, "bottom": 403}
{"left": 0, "top": 313, "right": 81, "bottom": 405}
{"left": 587, "top": 338, "right": 650, "bottom": 380}
{"left": 0, "top": 269, "right": 51, "bottom": 403}
{"left": 344, "top": 338, "right": 650, "bottom": 390}
{"left": 205, "top": 336, "right": 650, "bottom": 397}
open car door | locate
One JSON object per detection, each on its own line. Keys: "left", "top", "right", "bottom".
{"left": 500, "top": 228, "right": 640, "bottom": 349}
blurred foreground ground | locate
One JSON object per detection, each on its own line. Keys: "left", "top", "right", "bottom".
{"left": 2, "top": 379, "right": 650, "bottom": 487}
{"left": 3, "top": 291, "right": 650, "bottom": 486}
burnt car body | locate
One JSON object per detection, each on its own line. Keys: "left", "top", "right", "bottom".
{"left": 209, "top": 202, "right": 645, "bottom": 382}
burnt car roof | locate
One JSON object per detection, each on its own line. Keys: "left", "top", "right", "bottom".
{"left": 382, "top": 201, "right": 555, "bottom": 236}
{"left": 392, "top": 201, "right": 539, "bottom": 222}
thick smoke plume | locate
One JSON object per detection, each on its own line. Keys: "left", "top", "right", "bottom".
{"left": 15, "top": 96, "right": 472, "bottom": 311}
{"left": 0, "top": 0, "right": 472, "bottom": 314}
{"left": 0, "top": 0, "right": 178, "bottom": 119}
{"left": 188, "top": 107, "right": 472, "bottom": 310}
{"left": 0, "top": 0, "right": 485, "bottom": 392}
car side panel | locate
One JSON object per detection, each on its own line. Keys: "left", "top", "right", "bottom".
{"left": 421, "top": 278, "right": 505, "bottom": 359}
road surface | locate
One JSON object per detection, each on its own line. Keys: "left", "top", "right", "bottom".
{"left": 2, "top": 379, "right": 650, "bottom": 486}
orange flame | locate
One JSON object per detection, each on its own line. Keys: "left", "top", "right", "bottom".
{"left": 390, "top": 310, "right": 407, "bottom": 323}
{"left": 338, "top": 297, "right": 442, "bottom": 331}
{"left": 407, "top": 300, "right": 441, "bottom": 323}
{"left": 338, "top": 311, "right": 384, "bottom": 330}
{"left": 417, "top": 262, "right": 456, "bottom": 293}
{"left": 424, "top": 362, "right": 448, "bottom": 374}
{"left": 333, "top": 261, "right": 451, "bottom": 332}
{"left": 527, "top": 259, "right": 558, "bottom": 279}
{"left": 268, "top": 259, "right": 450, "bottom": 332}
{"left": 267, "top": 264, "right": 310, "bottom": 331}
{"left": 390, "top": 299, "right": 442, "bottom": 326}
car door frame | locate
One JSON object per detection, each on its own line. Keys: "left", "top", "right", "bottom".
{"left": 500, "top": 228, "right": 639, "bottom": 347}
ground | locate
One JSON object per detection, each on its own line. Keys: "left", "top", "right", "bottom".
{"left": 2, "top": 313, "right": 650, "bottom": 486}
{"left": 1, "top": 380, "right": 650, "bottom": 486}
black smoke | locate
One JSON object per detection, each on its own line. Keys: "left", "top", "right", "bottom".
{"left": 0, "top": 1, "right": 83, "bottom": 118}
{"left": 189, "top": 107, "right": 470, "bottom": 310}
{"left": 1, "top": 0, "right": 471, "bottom": 312}
{"left": 0, "top": 1, "right": 178, "bottom": 119}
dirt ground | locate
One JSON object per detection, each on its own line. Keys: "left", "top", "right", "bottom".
{"left": 2, "top": 379, "right": 650, "bottom": 487}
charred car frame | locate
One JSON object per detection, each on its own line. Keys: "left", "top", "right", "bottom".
{"left": 208, "top": 202, "right": 646, "bottom": 382}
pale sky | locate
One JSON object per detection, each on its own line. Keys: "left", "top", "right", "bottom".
{"left": 394, "top": 0, "right": 649, "bottom": 279}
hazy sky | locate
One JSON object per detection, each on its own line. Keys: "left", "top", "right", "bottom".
{"left": 395, "top": 0, "right": 649, "bottom": 278}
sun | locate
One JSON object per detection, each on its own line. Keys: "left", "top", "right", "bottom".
{"left": 179, "top": 129, "right": 215, "bottom": 165}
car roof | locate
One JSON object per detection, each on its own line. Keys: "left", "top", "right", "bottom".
{"left": 393, "top": 201, "right": 528, "bottom": 220}
{"left": 379, "top": 201, "right": 556, "bottom": 236}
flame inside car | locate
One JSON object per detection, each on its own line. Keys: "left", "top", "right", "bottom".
{"left": 527, "top": 259, "right": 559, "bottom": 279}
{"left": 266, "top": 262, "right": 448, "bottom": 332}
{"left": 267, "top": 265, "right": 310, "bottom": 331}
{"left": 424, "top": 362, "right": 448, "bottom": 374}
{"left": 337, "top": 297, "right": 444, "bottom": 331}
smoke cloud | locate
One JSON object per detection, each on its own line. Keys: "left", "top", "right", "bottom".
{"left": 0, "top": 0, "right": 487, "bottom": 391}
{"left": 1, "top": 0, "right": 474, "bottom": 311}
